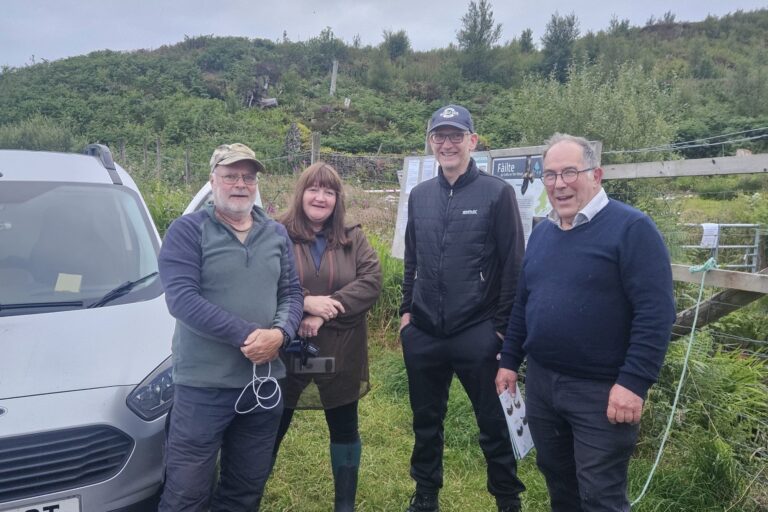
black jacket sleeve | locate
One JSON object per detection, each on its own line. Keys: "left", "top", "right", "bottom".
{"left": 399, "top": 193, "right": 417, "bottom": 317}
{"left": 492, "top": 184, "right": 525, "bottom": 333}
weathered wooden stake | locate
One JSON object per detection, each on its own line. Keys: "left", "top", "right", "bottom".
{"left": 311, "top": 132, "right": 321, "bottom": 164}
{"left": 330, "top": 59, "right": 338, "bottom": 96}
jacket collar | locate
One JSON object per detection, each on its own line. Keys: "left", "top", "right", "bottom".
{"left": 437, "top": 158, "right": 479, "bottom": 190}
{"left": 204, "top": 202, "right": 269, "bottom": 225}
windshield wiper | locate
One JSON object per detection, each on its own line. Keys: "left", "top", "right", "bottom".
{"left": 88, "top": 272, "right": 159, "bottom": 308}
{"left": 0, "top": 301, "right": 84, "bottom": 311}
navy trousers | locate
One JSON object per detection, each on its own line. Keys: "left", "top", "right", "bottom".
{"left": 525, "top": 358, "right": 640, "bottom": 512}
{"left": 158, "top": 384, "right": 283, "bottom": 512}
{"left": 401, "top": 319, "right": 525, "bottom": 508}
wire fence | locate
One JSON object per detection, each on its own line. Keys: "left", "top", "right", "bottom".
{"left": 117, "top": 145, "right": 403, "bottom": 190}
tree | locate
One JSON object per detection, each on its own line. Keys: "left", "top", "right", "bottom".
{"left": 541, "top": 12, "right": 579, "bottom": 82}
{"left": 729, "top": 62, "right": 768, "bottom": 116}
{"left": 662, "top": 11, "right": 677, "bottom": 24}
{"left": 456, "top": 0, "right": 502, "bottom": 79}
{"left": 382, "top": 30, "right": 411, "bottom": 63}
{"left": 457, "top": 0, "right": 502, "bottom": 52}
{"left": 519, "top": 28, "right": 534, "bottom": 53}
{"left": 509, "top": 64, "right": 679, "bottom": 161}
{"left": 608, "top": 16, "right": 631, "bottom": 36}
{"left": 366, "top": 49, "right": 395, "bottom": 92}
{"left": 306, "top": 27, "right": 348, "bottom": 71}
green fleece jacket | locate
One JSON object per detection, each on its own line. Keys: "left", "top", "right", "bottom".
{"left": 159, "top": 204, "right": 303, "bottom": 388}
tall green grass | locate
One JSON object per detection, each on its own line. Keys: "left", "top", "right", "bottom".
{"left": 633, "top": 332, "right": 768, "bottom": 511}
{"left": 366, "top": 235, "right": 403, "bottom": 346}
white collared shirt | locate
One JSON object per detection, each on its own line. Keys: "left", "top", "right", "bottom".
{"left": 547, "top": 188, "right": 609, "bottom": 230}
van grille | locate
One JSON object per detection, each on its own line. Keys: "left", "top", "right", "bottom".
{"left": 0, "top": 426, "right": 133, "bottom": 502}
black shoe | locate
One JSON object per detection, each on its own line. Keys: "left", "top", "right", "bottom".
{"left": 498, "top": 504, "right": 521, "bottom": 512}
{"left": 406, "top": 491, "right": 439, "bottom": 512}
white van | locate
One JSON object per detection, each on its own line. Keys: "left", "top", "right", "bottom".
{"left": 0, "top": 145, "right": 175, "bottom": 512}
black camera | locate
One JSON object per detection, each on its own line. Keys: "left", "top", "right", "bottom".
{"left": 283, "top": 337, "right": 320, "bottom": 365}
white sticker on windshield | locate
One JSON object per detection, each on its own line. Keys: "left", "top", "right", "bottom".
{"left": 55, "top": 273, "right": 82, "bottom": 292}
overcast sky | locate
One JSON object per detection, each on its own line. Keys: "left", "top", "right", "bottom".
{"left": 2, "top": 0, "right": 766, "bottom": 68}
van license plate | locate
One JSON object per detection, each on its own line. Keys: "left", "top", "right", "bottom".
{"left": 1, "top": 496, "right": 80, "bottom": 512}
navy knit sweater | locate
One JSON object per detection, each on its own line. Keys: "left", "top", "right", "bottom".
{"left": 500, "top": 199, "right": 676, "bottom": 398}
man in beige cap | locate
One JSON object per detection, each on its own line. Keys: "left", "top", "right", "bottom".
{"left": 208, "top": 143, "right": 266, "bottom": 237}
{"left": 158, "top": 143, "right": 303, "bottom": 511}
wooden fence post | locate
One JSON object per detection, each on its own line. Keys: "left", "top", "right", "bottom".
{"left": 330, "top": 59, "right": 338, "bottom": 97}
{"left": 184, "top": 147, "right": 190, "bottom": 185}
{"left": 155, "top": 137, "right": 161, "bottom": 179}
{"left": 311, "top": 132, "right": 321, "bottom": 164}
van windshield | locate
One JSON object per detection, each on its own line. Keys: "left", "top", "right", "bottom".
{"left": 0, "top": 182, "right": 162, "bottom": 314}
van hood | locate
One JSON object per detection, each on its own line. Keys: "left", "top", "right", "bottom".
{"left": 0, "top": 296, "right": 175, "bottom": 399}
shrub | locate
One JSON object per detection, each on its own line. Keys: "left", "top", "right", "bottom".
{"left": 140, "top": 180, "right": 194, "bottom": 236}
{"left": 367, "top": 235, "right": 404, "bottom": 342}
{"left": 0, "top": 115, "right": 86, "bottom": 152}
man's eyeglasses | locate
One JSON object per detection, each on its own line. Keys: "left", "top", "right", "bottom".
{"left": 216, "top": 173, "right": 258, "bottom": 185}
{"left": 541, "top": 167, "right": 595, "bottom": 186}
{"left": 429, "top": 132, "right": 469, "bottom": 144}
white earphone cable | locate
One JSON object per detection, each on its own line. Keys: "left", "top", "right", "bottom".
{"left": 234, "top": 361, "right": 281, "bottom": 414}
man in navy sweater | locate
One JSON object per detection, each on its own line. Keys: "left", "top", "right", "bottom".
{"left": 496, "top": 133, "right": 675, "bottom": 512}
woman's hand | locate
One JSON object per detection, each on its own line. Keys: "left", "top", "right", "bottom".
{"left": 298, "top": 315, "right": 325, "bottom": 338}
{"left": 304, "top": 295, "right": 345, "bottom": 321}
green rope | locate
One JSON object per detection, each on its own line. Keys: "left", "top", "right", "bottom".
{"left": 631, "top": 257, "right": 717, "bottom": 507}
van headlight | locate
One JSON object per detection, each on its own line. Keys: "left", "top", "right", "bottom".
{"left": 127, "top": 357, "right": 174, "bottom": 421}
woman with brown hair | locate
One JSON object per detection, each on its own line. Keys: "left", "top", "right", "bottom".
{"left": 274, "top": 162, "right": 381, "bottom": 511}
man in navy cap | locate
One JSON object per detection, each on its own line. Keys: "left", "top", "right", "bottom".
{"left": 399, "top": 105, "right": 526, "bottom": 512}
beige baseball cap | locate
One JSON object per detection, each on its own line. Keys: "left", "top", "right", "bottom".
{"left": 209, "top": 143, "right": 266, "bottom": 174}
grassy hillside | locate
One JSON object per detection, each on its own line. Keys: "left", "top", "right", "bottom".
{"left": 1, "top": 8, "right": 767, "bottom": 172}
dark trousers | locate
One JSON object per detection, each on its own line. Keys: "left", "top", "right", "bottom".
{"left": 525, "top": 358, "right": 639, "bottom": 512}
{"left": 159, "top": 384, "right": 283, "bottom": 512}
{"left": 401, "top": 319, "right": 524, "bottom": 507}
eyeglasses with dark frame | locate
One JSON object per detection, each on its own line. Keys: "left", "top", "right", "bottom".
{"left": 215, "top": 172, "right": 258, "bottom": 185}
{"left": 540, "top": 167, "right": 595, "bottom": 186}
{"left": 429, "top": 131, "right": 470, "bottom": 144}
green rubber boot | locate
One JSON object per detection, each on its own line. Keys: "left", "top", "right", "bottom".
{"left": 330, "top": 441, "right": 361, "bottom": 512}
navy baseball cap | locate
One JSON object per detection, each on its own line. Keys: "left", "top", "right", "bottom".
{"left": 429, "top": 104, "right": 474, "bottom": 133}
